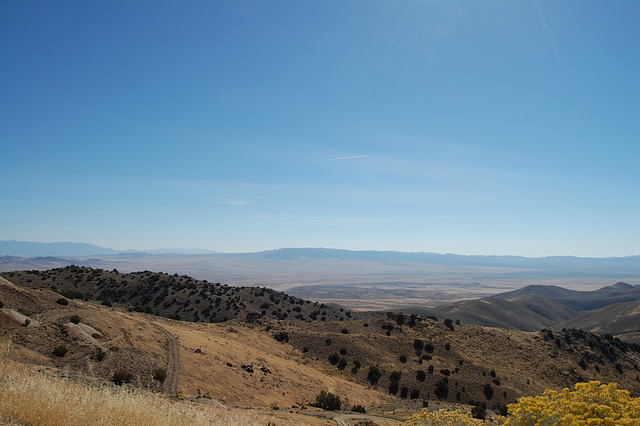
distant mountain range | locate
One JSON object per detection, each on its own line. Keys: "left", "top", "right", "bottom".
{"left": 260, "top": 247, "right": 640, "bottom": 274}
{"left": 0, "top": 240, "right": 219, "bottom": 257}
{"left": 1, "top": 242, "right": 639, "bottom": 344}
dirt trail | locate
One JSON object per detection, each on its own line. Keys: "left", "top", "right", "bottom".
{"left": 152, "top": 323, "right": 180, "bottom": 395}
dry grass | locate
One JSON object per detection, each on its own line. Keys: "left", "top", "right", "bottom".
{"left": 0, "top": 344, "right": 262, "bottom": 425}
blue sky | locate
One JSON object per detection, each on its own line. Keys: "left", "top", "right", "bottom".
{"left": 1, "top": 0, "right": 638, "bottom": 257}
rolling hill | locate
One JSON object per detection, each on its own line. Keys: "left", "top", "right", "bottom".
{"left": 419, "top": 282, "right": 640, "bottom": 343}
{"left": 2, "top": 268, "right": 640, "bottom": 423}
{"left": 1, "top": 266, "right": 352, "bottom": 323}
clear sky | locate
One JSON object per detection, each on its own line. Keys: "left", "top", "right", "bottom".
{"left": 1, "top": 1, "right": 638, "bottom": 257}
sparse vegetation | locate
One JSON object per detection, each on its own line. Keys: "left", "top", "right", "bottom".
{"left": 388, "top": 371, "right": 401, "bottom": 395}
{"left": 367, "top": 365, "right": 382, "bottom": 385}
{"left": 483, "top": 383, "right": 494, "bottom": 400}
{"left": 351, "top": 404, "right": 366, "bottom": 413}
{"left": 91, "top": 347, "right": 106, "bottom": 362}
{"left": 52, "top": 345, "right": 67, "bottom": 357}
{"left": 434, "top": 378, "right": 449, "bottom": 399}
{"left": 315, "top": 390, "right": 341, "bottom": 411}
{"left": 0, "top": 347, "right": 251, "bottom": 425}
{"left": 153, "top": 368, "right": 167, "bottom": 383}
{"left": 444, "top": 318, "right": 454, "bottom": 330}
{"left": 111, "top": 370, "right": 133, "bottom": 386}
{"left": 3, "top": 267, "right": 640, "bottom": 421}
{"left": 328, "top": 353, "right": 340, "bottom": 365}
{"left": 274, "top": 331, "right": 289, "bottom": 342}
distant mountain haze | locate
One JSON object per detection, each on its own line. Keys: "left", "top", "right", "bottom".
{"left": 0, "top": 240, "right": 219, "bottom": 257}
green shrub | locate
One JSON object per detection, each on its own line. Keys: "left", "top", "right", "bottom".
{"left": 328, "top": 353, "right": 340, "bottom": 365}
{"left": 389, "top": 371, "right": 402, "bottom": 395}
{"left": 413, "top": 339, "right": 424, "bottom": 352}
{"left": 0, "top": 300, "right": 4, "bottom": 308}
{"left": 316, "top": 390, "right": 341, "bottom": 411}
{"left": 416, "top": 370, "right": 426, "bottom": 382}
{"left": 153, "top": 368, "right": 167, "bottom": 383}
{"left": 56, "top": 298, "right": 69, "bottom": 306}
{"left": 92, "top": 348, "right": 106, "bottom": 362}
{"left": 69, "top": 315, "right": 81, "bottom": 324}
{"left": 400, "top": 386, "right": 409, "bottom": 399}
{"left": 472, "top": 404, "right": 486, "bottom": 419}
{"left": 340, "top": 328, "right": 349, "bottom": 334}
{"left": 337, "top": 358, "right": 348, "bottom": 370}
{"left": 434, "top": 379, "right": 449, "bottom": 399}
{"left": 484, "top": 383, "right": 494, "bottom": 400}
{"left": 52, "top": 345, "right": 67, "bottom": 357}
{"left": 274, "top": 331, "right": 289, "bottom": 342}
{"left": 444, "top": 318, "right": 454, "bottom": 330}
{"left": 111, "top": 370, "right": 133, "bottom": 386}
{"left": 367, "top": 366, "right": 382, "bottom": 385}
{"left": 351, "top": 404, "right": 366, "bottom": 413}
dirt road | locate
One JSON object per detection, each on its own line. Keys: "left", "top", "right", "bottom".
{"left": 152, "top": 323, "right": 180, "bottom": 395}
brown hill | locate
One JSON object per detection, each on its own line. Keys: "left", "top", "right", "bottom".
{"left": 494, "top": 282, "right": 640, "bottom": 311}
{"left": 561, "top": 300, "right": 640, "bottom": 344}
{"left": 2, "top": 271, "right": 639, "bottom": 425}
{"left": 413, "top": 297, "right": 555, "bottom": 331}
{"left": 1, "top": 266, "right": 353, "bottom": 323}
{"left": 417, "top": 283, "right": 640, "bottom": 341}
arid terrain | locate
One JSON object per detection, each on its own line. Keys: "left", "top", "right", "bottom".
{"left": 2, "top": 248, "right": 638, "bottom": 312}
{"left": 1, "top": 266, "right": 639, "bottom": 425}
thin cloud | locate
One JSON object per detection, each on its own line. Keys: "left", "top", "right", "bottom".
{"left": 313, "top": 154, "right": 371, "bottom": 163}
{"left": 218, "top": 198, "right": 250, "bottom": 206}
{"left": 282, "top": 155, "right": 371, "bottom": 166}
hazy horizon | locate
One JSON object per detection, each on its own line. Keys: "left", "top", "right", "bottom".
{"left": 1, "top": 239, "right": 639, "bottom": 260}
{"left": 2, "top": 2, "right": 638, "bottom": 258}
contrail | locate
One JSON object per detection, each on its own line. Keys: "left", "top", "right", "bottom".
{"left": 313, "top": 154, "right": 371, "bottom": 163}
{"left": 282, "top": 155, "right": 371, "bottom": 166}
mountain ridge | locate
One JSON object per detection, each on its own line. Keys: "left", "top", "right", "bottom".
{"left": 0, "top": 240, "right": 220, "bottom": 257}
{"left": 418, "top": 282, "right": 640, "bottom": 342}
{"left": 3, "top": 241, "right": 639, "bottom": 262}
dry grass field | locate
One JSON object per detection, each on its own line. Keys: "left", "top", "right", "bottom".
{"left": 0, "top": 342, "right": 266, "bottom": 425}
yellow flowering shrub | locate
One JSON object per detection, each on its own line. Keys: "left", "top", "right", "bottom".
{"left": 504, "top": 381, "right": 640, "bottom": 425}
{"left": 405, "top": 408, "right": 486, "bottom": 425}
